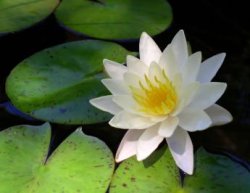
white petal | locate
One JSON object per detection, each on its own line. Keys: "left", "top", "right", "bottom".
{"left": 148, "top": 62, "right": 165, "bottom": 84}
{"left": 197, "top": 53, "right": 226, "bottom": 83}
{"left": 188, "top": 82, "right": 227, "bottom": 110}
{"left": 109, "top": 111, "right": 157, "bottom": 129}
{"left": 101, "top": 79, "right": 129, "bottom": 95}
{"left": 171, "top": 73, "right": 183, "bottom": 98}
{"left": 123, "top": 71, "right": 143, "bottom": 88}
{"left": 167, "top": 128, "right": 194, "bottom": 175}
{"left": 116, "top": 130, "right": 143, "bottom": 162}
{"left": 183, "top": 52, "right": 202, "bottom": 83}
{"left": 103, "top": 59, "right": 127, "bottom": 80}
{"left": 171, "top": 30, "right": 188, "bottom": 69}
{"left": 112, "top": 95, "right": 137, "bottom": 113}
{"left": 137, "top": 124, "right": 164, "bottom": 161}
{"left": 178, "top": 109, "right": 212, "bottom": 131}
{"left": 89, "top": 96, "right": 122, "bottom": 115}
{"left": 172, "top": 81, "right": 200, "bottom": 116}
{"left": 158, "top": 116, "right": 179, "bottom": 138}
{"left": 126, "top": 55, "right": 148, "bottom": 75}
{"left": 205, "top": 104, "right": 233, "bottom": 126}
{"left": 160, "top": 45, "right": 179, "bottom": 81}
{"left": 139, "top": 32, "right": 162, "bottom": 66}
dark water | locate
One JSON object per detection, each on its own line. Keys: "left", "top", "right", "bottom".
{"left": 0, "top": 0, "right": 249, "bottom": 162}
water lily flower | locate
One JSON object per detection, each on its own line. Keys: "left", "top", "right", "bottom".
{"left": 90, "top": 30, "right": 232, "bottom": 175}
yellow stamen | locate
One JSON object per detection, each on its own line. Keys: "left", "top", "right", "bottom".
{"left": 130, "top": 70, "right": 177, "bottom": 116}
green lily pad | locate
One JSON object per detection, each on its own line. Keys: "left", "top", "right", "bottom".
{"left": 110, "top": 146, "right": 180, "bottom": 193}
{"left": 55, "top": 0, "right": 172, "bottom": 40}
{"left": 0, "top": 0, "right": 59, "bottom": 34}
{"left": 110, "top": 146, "right": 250, "bottom": 193}
{"left": 6, "top": 40, "right": 133, "bottom": 124}
{"left": 0, "top": 123, "right": 114, "bottom": 193}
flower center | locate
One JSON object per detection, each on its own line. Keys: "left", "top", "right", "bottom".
{"left": 130, "top": 70, "right": 177, "bottom": 116}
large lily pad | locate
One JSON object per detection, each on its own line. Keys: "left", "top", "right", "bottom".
{"left": 0, "top": 0, "right": 59, "bottom": 34}
{"left": 110, "top": 146, "right": 250, "bottom": 193}
{"left": 55, "top": 0, "right": 172, "bottom": 40}
{"left": 0, "top": 123, "right": 114, "bottom": 193}
{"left": 6, "top": 40, "right": 133, "bottom": 124}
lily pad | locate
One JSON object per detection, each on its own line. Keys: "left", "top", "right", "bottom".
{"left": 0, "top": 0, "right": 59, "bottom": 34}
{"left": 0, "top": 123, "right": 114, "bottom": 193}
{"left": 6, "top": 40, "right": 133, "bottom": 124}
{"left": 55, "top": 0, "right": 172, "bottom": 40}
{"left": 110, "top": 146, "right": 180, "bottom": 193}
{"left": 110, "top": 146, "right": 250, "bottom": 193}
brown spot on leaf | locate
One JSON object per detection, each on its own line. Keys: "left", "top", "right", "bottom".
{"left": 122, "top": 183, "right": 127, "bottom": 187}
{"left": 131, "top": 177, "right": 136, "bottom": 182}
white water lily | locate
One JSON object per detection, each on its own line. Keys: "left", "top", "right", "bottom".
{"left": 90, "top": 30, "right": 232, "bottom": 175}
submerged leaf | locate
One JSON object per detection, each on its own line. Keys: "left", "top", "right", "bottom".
{"left": 184, "top": 148, "right": 250, "bottom": 193}
{"left": 55, "top": 0, "right": 172, "bottom": 40}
